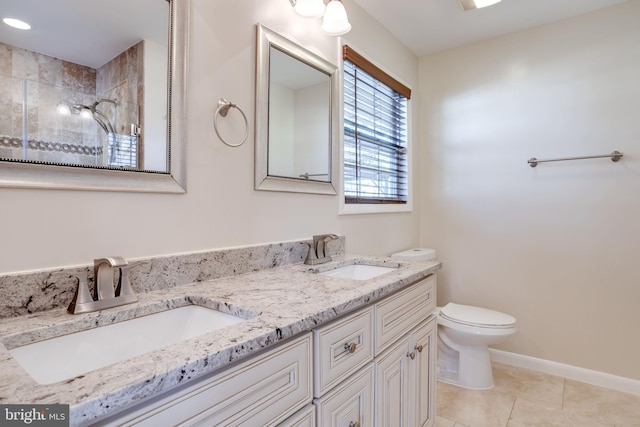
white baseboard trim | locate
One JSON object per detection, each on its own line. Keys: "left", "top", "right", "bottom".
{"left": 489, "top": 349, "right": 640, "bottom": 396}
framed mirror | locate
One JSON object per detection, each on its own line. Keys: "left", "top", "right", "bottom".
{"left": 255, "top": 24, "right": 339, "bottom": 195}
{"left": 0, "top": 0, "right": 187, "bottom": 193}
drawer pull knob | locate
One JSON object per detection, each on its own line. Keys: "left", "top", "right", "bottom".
{"left": 344, "top": 342, "right": 357, "bottom": 354}
{"left": 349, "top": 422, "right": 360, "bottom": 427}
{"left": 408, "top": 351, "right": 416, "bottom": 360}
{"left": 415, "top": 344, "right": 424, "bottom": 353}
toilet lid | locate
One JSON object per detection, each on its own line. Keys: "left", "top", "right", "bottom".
{"left": 440, "top": 303, "right": 516, "bottom": 327}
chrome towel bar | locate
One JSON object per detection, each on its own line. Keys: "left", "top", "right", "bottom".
{"left": 528, "top": 151, "right": 623, "bottom": 167}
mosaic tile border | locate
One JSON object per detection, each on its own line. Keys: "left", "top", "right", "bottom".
{"left": 0, "top": 135, "right": 102, "bottom": 156}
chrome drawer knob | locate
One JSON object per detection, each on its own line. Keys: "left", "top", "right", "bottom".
{"left": 344, "top": 342, "right": 357, "bottom": 354}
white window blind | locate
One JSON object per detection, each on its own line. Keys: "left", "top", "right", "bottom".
{"left": 108, "top": 134, "right": 139, "bottom": 168}
{"left": 343, "top": 46, "right": 410, "bottom": 204}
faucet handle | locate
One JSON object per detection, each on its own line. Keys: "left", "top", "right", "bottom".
{"left": 115, "top": 262, "right": 143, "bottom": 297}
{"left": 50, "top": 271, "right": 94, "bottom": 314}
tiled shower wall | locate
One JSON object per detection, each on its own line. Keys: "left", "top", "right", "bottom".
{"left": 97, "top": 41, "right": 144, "bottom": 142}
{"left": 0, "top": 41, "right": 143, "bottom": 166}
{"left": 96, "top": 41, "right": 144, "bottom": 168}
{"left": 0, "top": 41, "right": 100, "bottom": 165}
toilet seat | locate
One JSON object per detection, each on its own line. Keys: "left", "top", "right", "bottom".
{"left": 440, "top": 303, "right": 516, "bottom": 329}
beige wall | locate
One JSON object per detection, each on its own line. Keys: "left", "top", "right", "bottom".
{"left": 419, "top": 2, "right": 640, "bottom": 380}
{"left": 0, "top": 0, "right": 420, "bottom": 274}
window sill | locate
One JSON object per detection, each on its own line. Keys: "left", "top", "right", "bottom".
{"left": 339, "top": 199, "right": 413, "bottom": 215}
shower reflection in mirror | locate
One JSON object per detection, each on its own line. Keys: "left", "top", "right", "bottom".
{"left": 0, "top": 0, "right": 169, "bottom": 175}
{"left": 2, "top": 72, "right": 143, "bottom": 171}
{"left": 54, "top": 97, "right": 140, "bottom": 169}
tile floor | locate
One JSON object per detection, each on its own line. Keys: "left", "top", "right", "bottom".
{"left": 435, "top": 363, "right": 640, "bottom": 427}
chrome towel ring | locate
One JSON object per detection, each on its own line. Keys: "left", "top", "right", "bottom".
{"left": 214, "top": 98, "right": 248, "bottom": 147}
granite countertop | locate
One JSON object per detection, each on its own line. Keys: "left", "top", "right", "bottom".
{"left": 0, "top": 256, "right": 441, "bottom": 426}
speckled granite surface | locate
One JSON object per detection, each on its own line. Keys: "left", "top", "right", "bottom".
{"left": 0, "top": 252, "right": 440, "bottom": 426}
{"left": 0, "top": 238, "right": 343, "bottom": 318}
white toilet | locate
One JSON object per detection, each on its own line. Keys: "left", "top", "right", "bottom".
{"left": 391, "top": 248, "right": 517, "bottom": 390}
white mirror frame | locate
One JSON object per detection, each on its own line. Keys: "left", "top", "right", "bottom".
{"left": 0, "top": 0, "right": 188, "bottom": 193}
{"left": 255, "top": 24, "right": 339, "bottom": 195}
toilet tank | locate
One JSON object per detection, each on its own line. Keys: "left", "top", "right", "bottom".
{"left": 390, "top": 248, "right": 436, "bottom": 261}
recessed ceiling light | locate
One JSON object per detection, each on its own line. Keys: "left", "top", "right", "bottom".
{"left": 458, "top": 0, "right": 502, "bottom": 11}
{"left": 3, "top": 18, "right": 31, "bottom": 30}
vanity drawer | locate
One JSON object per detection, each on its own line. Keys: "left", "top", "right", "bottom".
{"left": 313, "top": 306, "right": 374, "bottom": 397}
{"left": 102, "top": 333, "right": 312, "bottom": 426}
{"left": 313, "top": 363, "right": 374, "bottom": 427}
{"left": 375, "top": 275, "right": 436, "bottom": 355}
{"left": 277, "top": 404, "right": 316, "bottom": 427}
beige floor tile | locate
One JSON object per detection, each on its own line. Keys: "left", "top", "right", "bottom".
{"left": 435, "top": 415, "right": 457, "bottom": 427}
{"left": 436, "top": 380, "right": 515, "bottom": 427}
{"left": 507, "top": 397, "right": 612, "bottom": 427}
{"left": 563, "top": 379, "right": 640, "bottom": 427}
{"left": 492, "top": 363, "right": 565, "bottom": 408}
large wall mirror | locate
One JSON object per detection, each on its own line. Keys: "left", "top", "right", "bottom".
{"left": 0, "top": 0, "right": 187, "bottom": 192}
{"left": 255, "top": 24, "right": 339, "bottom": 195}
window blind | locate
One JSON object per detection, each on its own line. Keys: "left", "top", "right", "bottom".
{"left": 343, "top": 46, "right": 409, "bottom": 204}
{"left": 108, "top": 134, "right": 139, "bottom": 168}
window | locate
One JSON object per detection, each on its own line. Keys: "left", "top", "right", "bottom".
{"left": 108, "top": 134, "right": 139, "bottom": 169}
{"left": 343, "top": 46, "right": 411, "bottom": 205}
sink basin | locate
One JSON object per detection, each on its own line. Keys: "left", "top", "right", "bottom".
{"left": 9, "top": 305, "right": 247, "bottom": 385}
{"left": 318, "top": 264, "right": 398, "bottom": 280}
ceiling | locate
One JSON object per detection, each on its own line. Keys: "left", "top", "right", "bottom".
{"left": 0, "top": 0, "right": 629, "bottom": 68}
{"left": 0, "top": 0, "right": 167, "bottom": 68}
{"left": 351, "top": 0, "right": 629, "bottom": 56}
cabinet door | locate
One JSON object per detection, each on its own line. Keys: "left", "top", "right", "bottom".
{"left": 375, "top": 276, "right": 435, "bottom": 355}
{"left": 374, "top": 337, "right": 411, "bottom": 427}
{"left": 278, "top": 404, "right": 316, "bottom": 427}
{"left": 314, "top": 363, "right": 374, "bottom": 427}
{"left": 409, "top": 318, "right": 436, "bottom": 427}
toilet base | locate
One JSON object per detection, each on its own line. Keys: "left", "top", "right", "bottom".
{"left": 437, "top": 333, "right": 496, "bottom": 390}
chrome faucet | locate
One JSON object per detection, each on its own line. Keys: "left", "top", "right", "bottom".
{"left": 305, "top": 234, "right": 339, "bottom": 265}
{"left": 65, "top": 257, "right": 138, "bottom": 314}
{"left": 94, "top": 257, "right": 127, "bottom": 300}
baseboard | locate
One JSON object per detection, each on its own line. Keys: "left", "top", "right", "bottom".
{"left": 489, "top": 349, "right": 640, "bottom": 396}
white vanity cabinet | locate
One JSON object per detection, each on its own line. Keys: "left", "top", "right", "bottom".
{"left": 278, "top": 404, "right": 316, "bottom": 427}
{"left": 312, "top": 307, "right": 375, "bottom": 427}
{"left": 312, "top": 274, "right": 437, "bottom": 427}
{"left": 375, "top": 275, "right": 436, "bottom": 427}
{"left": 375, "top": 317, "right": 436, "bottom": 427}
{"left": 97, "top": 274, "right": 436, "bottom": 427}
{"left": 100, "top": 333, "right": 312, "bottom": 426}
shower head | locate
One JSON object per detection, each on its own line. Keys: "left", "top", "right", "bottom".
{"left": 73, "top": 98, "right": 117, "bottom": 136}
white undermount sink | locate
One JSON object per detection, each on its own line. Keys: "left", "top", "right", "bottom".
{"left": 318, "top": 263, "right": 398, "bottom": 280}
{"left": 9, "top": 305, "right": 247, "bottom": 385}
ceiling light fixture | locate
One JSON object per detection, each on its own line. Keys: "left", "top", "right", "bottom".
{"left": 458, "top": 0, "right": 502, "bottom": 11}
{"left": 321, "top": 0, "right": 351, "bottom": 36}
{"left": 3, "top": 17, "right": 31, "bottom": 30}
{"left": 289, "top": 0, "right": 351, "bottom": 36}
{"left": 289, "top": 0, "right": 326, "bottom": 18}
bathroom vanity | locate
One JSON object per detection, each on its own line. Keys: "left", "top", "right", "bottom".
{"left": 0, "top": 254, "right": 440, "bottom": 426}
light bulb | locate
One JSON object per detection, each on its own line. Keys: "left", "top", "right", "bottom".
{"left": 3, "top": 18, "right": 31, "bottom": 30}
{"left": 473, "top": 0, "right": 501, "bottom": 8}
{"left": 56, "top": 103, "right": 71, "bottom": 115}
{"left": 293, "top": 0, "right": 326, "bottom": 18}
